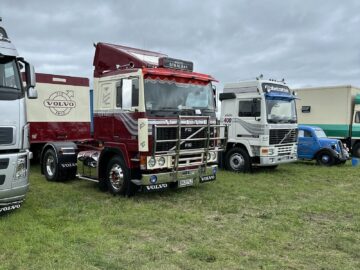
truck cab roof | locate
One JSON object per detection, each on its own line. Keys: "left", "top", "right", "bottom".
{"left": 93, "top": 42, "right": 215, "bottom": 82}
{"left": 223, "top": 79, "right": 289, "bottom": 95}
{"left": 0, "top": 24, "right": 18, "bottom": 57}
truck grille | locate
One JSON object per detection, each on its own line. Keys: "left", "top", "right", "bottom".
{"left": 269, "top": 129, "right": 298, "bottom": 145}
{"left": 155, "top": 126, "right": 214, "bottom": 152}
{"left": 276, "top": 145, "right": 293, "bottom": 156}
{"left": 0, "top": 127, "right": 13, "bottom": 145}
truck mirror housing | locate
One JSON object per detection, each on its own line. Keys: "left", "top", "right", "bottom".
{"left": 25, "top": 62, "right": 36, "bottom": 88}
{"left": 212, "top": 84, "right": 217, "bottom": 110}
{"left": 25, "top": 62, "right": 37, "bottom": 99}
{"left": 122, "top": 79, "right": 132, "bottom": 110}
{"left": 27, "top": 86, "right": 38, "bottom": 99}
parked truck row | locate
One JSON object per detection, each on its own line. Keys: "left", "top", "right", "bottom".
{"left": 0, "top": 18, "right": 37, "bottom": 211}
{"left": 1, "top": 18, "right": 354, "bottom": 213}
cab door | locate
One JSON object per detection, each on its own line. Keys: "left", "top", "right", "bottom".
{"left": 298, "top": 129, "right": 317, "bottom": 159}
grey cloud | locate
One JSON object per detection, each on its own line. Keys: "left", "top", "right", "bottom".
{"left": 1, "top": 0, "right": 359, "bottom": 89}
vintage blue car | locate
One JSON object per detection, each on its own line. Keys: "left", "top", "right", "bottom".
{"left": 298, "top": 125, "right": 349, "bottom": 165}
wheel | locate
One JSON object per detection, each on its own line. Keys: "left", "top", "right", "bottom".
{"left": 225, "top": 147, "right": 251, "bottom": 172}
{"left": 316, "top": 151, "right": 335, "bottom": 166}
{"left": 106, "top": 156, "right": 135, "bottom": 196}
{"left": 42, "top": 149, "right": 59, "bottom": 181}
{"left": 352, "top": 143, "right": 360, "bottom": 158}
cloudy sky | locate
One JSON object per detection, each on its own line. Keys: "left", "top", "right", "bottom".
{"left": 1, "top": 0, "right": 360, "bottom": 89}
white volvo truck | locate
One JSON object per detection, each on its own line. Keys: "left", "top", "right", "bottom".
{"left": 0, "top": 18, "right": 37, "bottom": 213}
{"left": 219, "top": 78, "right": 298, "bottom": 172}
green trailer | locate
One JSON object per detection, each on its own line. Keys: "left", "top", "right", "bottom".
{"left": 296, "top": 85, "right": 360, "bottom": 156}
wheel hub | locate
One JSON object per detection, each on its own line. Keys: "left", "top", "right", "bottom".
{"left": 230, "top": 153, "right": 245, "bottom": 170}
{"left": 109, "top": 164, "right": 124, "bottom": 191}
{"left": 46, "top": 156, "right": 55, "bottom": 177}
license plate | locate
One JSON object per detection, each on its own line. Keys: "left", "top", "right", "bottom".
{"left": 200, "top": 174, "right": 216, "bottom": 183}
{"left": 179, "top": 179, "right": 194, "bottom": 187}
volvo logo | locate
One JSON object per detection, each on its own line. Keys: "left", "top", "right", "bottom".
{"left": 44, "top": 91, "right": 76, "bottom": 116}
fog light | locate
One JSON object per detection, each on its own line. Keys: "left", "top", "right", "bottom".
{"left": 15, "top": 156, "right": 27, "bottom": 179}
{"left": 158, "top": 156, "right": 166, "bottom": 166}
{"left": 148, "top": 157, "right": 156, "bottom": 168}
{"left": 212, "top": 167, "right": 217, "bottom": 175}
{"left": 150, "top": 175, "right": 157, "bottom": 184}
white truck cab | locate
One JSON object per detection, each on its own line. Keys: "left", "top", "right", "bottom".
{"left": 0, "top": 18, "right": 37, "bottom": 213}
{"left": 219, "top": 78, "right": 298, "bottom": 172}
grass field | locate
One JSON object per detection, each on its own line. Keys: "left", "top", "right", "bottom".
{"left": 1, "top": 163, "right": 360, "bottom": 270}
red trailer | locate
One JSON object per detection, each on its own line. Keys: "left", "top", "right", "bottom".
{"left": 28, "top": 43, "right": 226, "bottom": 195}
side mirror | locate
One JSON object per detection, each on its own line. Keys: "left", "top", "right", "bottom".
{"left": 23, "top": 61, "right": 37, "bottom": 99}
{"left": 25, "top": 62, "right": 36, "bottom": 88}
{"left": 122, "top": 79, "right": 132, "bottom": 110}
{"left": 27, "top": 86, "right": 38, "bottom": 99}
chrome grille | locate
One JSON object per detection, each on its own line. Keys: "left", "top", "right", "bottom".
{"left": 276, "top": 145, "right": 293, "bottom": 156}
{"left": 0, "top": 127, "right": 13, "bottom": 145}
{"left": 269, "top": 129, "right": 298, "bottom": 145}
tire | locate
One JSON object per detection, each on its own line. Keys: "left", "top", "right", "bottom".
{"left": 225, "top": 147, "right": 251, "bottom": 172}
{"left": 106, "top": 156, "right": 135, "bottom": 196}
{"left": 352, "top": 143, "right": 360, "bottom": 158}
{"left": 316, "top": 151, "right": 335, "bottom": 166}
{"left": 42, "top": 149, "right": 59, "bottom": 181}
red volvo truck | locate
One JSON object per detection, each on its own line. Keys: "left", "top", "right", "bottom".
{"left": 27, "top": 43, "right": 226, "bottom": 195}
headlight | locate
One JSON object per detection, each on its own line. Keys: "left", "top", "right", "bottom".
{"left": 15, "top": 156, "right": 27, "bottom": 179}
{"left": 148, "top": 157, "right": 156, "bottom": 168}
{"left": 211, "top": 152, "right": 217, "bottom": 161}
{"left": 158, "top": 156, "right": 166, "bottom": 166}
{"left": 268, "top": 149, "right": 274, "bottom": 156}
{"left": 207, "top": 153, "right": 211, "bottom": 161}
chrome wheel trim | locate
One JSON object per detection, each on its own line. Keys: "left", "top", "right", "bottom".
{"left": 230, "top": 153, "right": 245, "bottom": 171}
{"left": 46, "top": 155, "right": 55, "bottom": 177}
{"left": 321, "top": 154, "right": 330, "bottom": 164}
{"left": 108, "top": 164, "right": 124, "bottom": 191}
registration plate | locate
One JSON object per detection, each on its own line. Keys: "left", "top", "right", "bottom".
{"left": 178, "top": 179, "right": 194, "bottom": 187}
{"left": 200, "top": 174, "right": 216, "bottom": 183}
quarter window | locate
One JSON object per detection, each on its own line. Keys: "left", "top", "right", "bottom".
{"left": 238, "top": 99, "right": 261, "bottom": 117}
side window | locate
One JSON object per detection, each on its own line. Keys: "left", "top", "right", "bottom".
{"left": 116, "top": 81, "right": 122, "bottom": 108}
{"left": 238, "top": 99, "right": 261, "bottom": 117}
{"left": 116, "top": 78, "right": 139, "bottom": 109}
{"left": 131, "top": 78, "right": 139, "bottom": 107}
{"left": 298, "top": 130, "right": 304, "bottom": 137}
{"left": 355, "top": 111, "right": 360, "bottom": 123}
{"left": 304, "top": 130, "right": 312, "bottom": 137}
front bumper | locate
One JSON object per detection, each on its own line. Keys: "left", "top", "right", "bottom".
{"left": 260, "top": 154, "right": 297, "bottom": 166}
{"left": 0, "top": 150, "right": 31, "bottom": 207}
{"left": 132, "top": 165, "right": 218, "bottom": 187}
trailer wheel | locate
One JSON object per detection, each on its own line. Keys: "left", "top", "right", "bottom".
{"left": 225, "top": 147, "right": 251, "bottom": 172}
{"left": 42, "top": 149, "right": 59, "bottom": 181}
{"left": 106, "top": 156, "right": 135, "bottom": 196}
{"left": 316, "top": 151, "right": 335, "bottom": 166}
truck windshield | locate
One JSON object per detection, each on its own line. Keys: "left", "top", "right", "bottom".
{"left": 0, "top": 57, "right": 21, "bottom": 91}
{"left": 144, "top": 79, "right": 215, "bottom": 113}
{"left": 266, "top": 99, "right": 297, "bottom": 123}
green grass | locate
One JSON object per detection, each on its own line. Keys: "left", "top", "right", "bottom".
{"left": 1, "top": 162, "right": 360, "bottom": 270}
